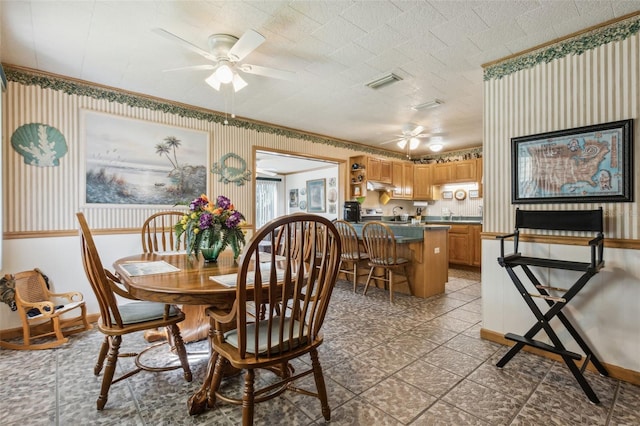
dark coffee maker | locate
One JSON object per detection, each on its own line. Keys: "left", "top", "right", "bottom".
{"left": 343, "top": 201, "right": 361, "bottom": 223}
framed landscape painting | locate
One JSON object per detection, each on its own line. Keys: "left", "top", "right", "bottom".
{"left": 82, "top": 111, "right": 209, "bottom": 206}
{"left": 511, "top": 119, "right": 634, "bottom": 204}
{"left": 306, "top": 178, "right": 326, "bottom": 213}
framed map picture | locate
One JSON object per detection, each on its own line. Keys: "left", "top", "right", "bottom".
{"left": 511, "top": 119, "right": 634, "bottom": 204}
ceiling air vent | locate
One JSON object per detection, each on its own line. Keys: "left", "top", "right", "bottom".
{"left": 365, "top": 73, "right": 403, "bottom": 89}
{"left": 411, "top": 99, "right": 444, "bottom": 111}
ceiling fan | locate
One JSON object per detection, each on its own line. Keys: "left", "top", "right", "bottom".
{"left": 153, "top": 28, "right": 294, "bottom": 92}
{"left": 380, "top": 123, "right": 431, "bottom": 150}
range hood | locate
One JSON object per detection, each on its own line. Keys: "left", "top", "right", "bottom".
{"left": 366, "top": 180, "right": 397, "bottom": 192}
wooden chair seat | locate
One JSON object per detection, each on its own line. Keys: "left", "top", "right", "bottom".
{"left": 0, "top": 269, "right": 92, "bottom": 350}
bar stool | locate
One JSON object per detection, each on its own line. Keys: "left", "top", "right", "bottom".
{"left": 361, "top": 222, "right": 412, "bottom": 303}
{"left": 334, "top": 220, "right": 369, "bottom": 293}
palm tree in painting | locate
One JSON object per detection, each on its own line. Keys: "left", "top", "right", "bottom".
{"left": 164, "top": 136, "right": 182, "bottom": 168}
{"left": 155, "top": 141, "right": 178, "bottom": 169}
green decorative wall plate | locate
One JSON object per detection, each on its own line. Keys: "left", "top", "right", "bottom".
{"left": 11, "top": 123, "right": 68, "bottom": 167}
{"left": 211, "top": 152, "right": 251, "bottom": 186}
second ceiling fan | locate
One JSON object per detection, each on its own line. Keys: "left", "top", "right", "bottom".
{"left": 380, "top": 123, "right": 430, "bottom": 150}
{"left": 154, "top": 28, "right": 295, "bottom": 92}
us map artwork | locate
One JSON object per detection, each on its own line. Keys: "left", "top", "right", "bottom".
{"left": 517, "top": 129, "right": 623, "bottom": 199}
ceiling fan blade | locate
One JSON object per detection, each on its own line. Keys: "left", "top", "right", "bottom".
{"left": 228, "top": 29, "right": 265, "bottom": 61}
{"left": 379, "top": 137, "right": 404, "bottom": 145}
{"left": 162, "top": 64, "right": 215, "bottom": 72}
{"left": 153, "top": 28, "right": 217, "bottom": 62}
{"left": 409, "top": 125, "right": 425, "bottom": 136}
{"left": 239, "top": 64, "right": 295, "bottom": 80}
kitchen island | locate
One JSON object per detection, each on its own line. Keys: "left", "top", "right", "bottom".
{"left": 349, "top": 223, "right": 450, "bottom": 298}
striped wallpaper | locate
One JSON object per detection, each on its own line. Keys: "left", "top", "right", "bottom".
{"left": 483, "top": 32, "right": 639, "bottom": 240}
{"left": 2, "top": 82, "right": 356, "bottom": 235}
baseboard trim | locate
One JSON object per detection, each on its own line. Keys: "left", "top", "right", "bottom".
{"left": 481, "top": 328, "right": 640, "bottom": 386}
{"left": 0, "top": 313, "right": 100, "bottom": 341}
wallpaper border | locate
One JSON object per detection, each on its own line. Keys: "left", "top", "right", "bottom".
{"left": 484, "top": 13, "right": 640, "bottom": 81}
{"left": 4, "top": 65, "right": 405, "bottom": 160}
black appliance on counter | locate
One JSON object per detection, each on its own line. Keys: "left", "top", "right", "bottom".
{"left": 343, "top": 201, "right": 361, "bottom": 223}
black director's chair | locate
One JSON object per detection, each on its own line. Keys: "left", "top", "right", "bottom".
{"left": 496, "top": 208, "right": 608, "bottom": 404}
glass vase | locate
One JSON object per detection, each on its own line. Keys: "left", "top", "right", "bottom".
{"left": 200, "top": 233, "right": 225, "bottom": 263}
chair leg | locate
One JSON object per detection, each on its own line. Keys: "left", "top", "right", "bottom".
{"left": 97, "top": 335, "right": 121, "bottom": 410}
{"left": 94, "top": 336, "right": 109, "bottom": 376}
{"left": 363, "top": 267, "right": 375, "bottom": 295}
{"left": 52, "top": 316, "right": 66, "bottom": 343}
{"left": 242, "top": 369, "right": 255, "bottom": 426}
{"left": 206, "top": 353, "right": 224, "bottom": 408}
{"left": 80, "top": 303, "right": 92, "bottom": 331}
{"left": 310, "top": 348, "right": 331, "bottom": 421}
{"left": 167, "top": 324, "right": 192, "bottom": 382}
{"left": 352, "top": 263, "right": 358, "bottom": 293}
{"left": 389, "top": 270, "right": 395, "bottom": 304}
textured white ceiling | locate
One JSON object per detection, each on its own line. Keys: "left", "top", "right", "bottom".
{"left": 2, "top": 1, "right": 639, "bottom": 157}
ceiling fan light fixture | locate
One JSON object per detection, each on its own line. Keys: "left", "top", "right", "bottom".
{"left": 429, "top": 143, "right": 444, "bottom": 152}
{"left": 397, "top": 139, "right": 407, "bottom": 149}
{"left": 205, "top": 72, "right": 221, "bottom": 90}
{"left": 409, "top": 137, "right": 420, "bottom": 150}
{"left": 215, "top": 62, "right": 234, "bottom": 84}
{"left": 411, "top": 99, "right": 444, "bottom": 111}
{"left": 232, "top": 73, "right": 248, "bottom": 91}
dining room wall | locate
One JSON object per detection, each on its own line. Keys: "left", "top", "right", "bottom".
{"left": 0, "top": 67, "right": 399, "bottom": 330}
{"left": 481, "top": 17, "right": 640, "bottom": 378}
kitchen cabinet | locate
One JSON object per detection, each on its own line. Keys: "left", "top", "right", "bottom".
{"left": 451, "top": 160, "right": 477, "bottom": 182}
{"left": 432, "top": 163, "right": 451, "bottom": 185}
{"left": 413, "top": 164, "right": 433, "bottom": 200}
{"left": 432, "top": 159, "right": 480, "bottom": 185}
{"left": 448, "top": 223, "right": 482, "bottom": 267}
{"left": 348, "top": 155, "right": 367, "bottom": 198}
{"left": 471, "top": 224, "right": 482, "bottom": 266}
{"left": 448, "top": 225, "right": 471, "bottom": 265}
{"left": 476, "top": 157, "right": 483, "bottom": 197}
{"left": 368, "top": 157, "right": 392, "bottom": 183}
{"left": 391, "top": 162, "right": 413, "bottom": 199}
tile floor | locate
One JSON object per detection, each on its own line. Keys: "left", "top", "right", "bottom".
{"left": 1, "top": 270, "right": 639, "bottom": 425}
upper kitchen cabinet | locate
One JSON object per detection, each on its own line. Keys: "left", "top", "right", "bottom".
{"left": 368, "top": 157, "right": 392, "bottom": 183}
{"left": 476, "top": 157, "right": 483, "bottom": 196}
{"left": 391, "top": 162, "right": 413, "bottom": 199}
{"left": 413, "top": 164, "right": 433, "bottom": 200}
{"left": 348, "top": 155, "right": 367, "bottom": 198}
{"left": 432, "top": 163, "right": 452, "bottom": 185}
{"left": 451, "top": 160, "right": 476, "bottom": 182}
{"left": 431, "top": 158, "right": 482, "bottom": 186}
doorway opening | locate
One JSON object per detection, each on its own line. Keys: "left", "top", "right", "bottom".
{"left": 254, "top": 149, "right": 343, "bottom": 228}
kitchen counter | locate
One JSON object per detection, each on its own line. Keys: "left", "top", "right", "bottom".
{"left": 346, "top": 222, "right": 449, "bottom": 298}
{"left": 380, "top": 216, "right": 482, "bottom": 225}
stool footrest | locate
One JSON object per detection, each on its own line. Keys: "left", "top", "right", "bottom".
{"left": 504, "top": 333, "right": 582, "bottom": 360}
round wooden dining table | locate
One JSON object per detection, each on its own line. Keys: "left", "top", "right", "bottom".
{"left": 113, "top": 250, "right": 242, "bottom": 415}
{"left": 113, "top": 250, "right": 240, "bottom": 307}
